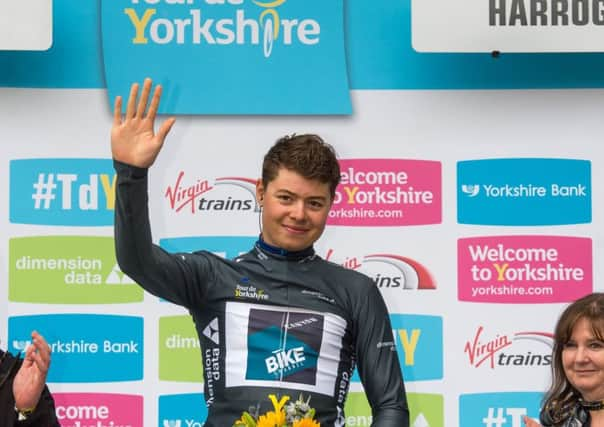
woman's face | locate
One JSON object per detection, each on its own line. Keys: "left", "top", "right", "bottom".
{"left": 562, "top": 317, "right": 604, "bottom": 401}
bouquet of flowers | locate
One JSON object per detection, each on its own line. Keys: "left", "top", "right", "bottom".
{"left": 233, "top": 394, "right": 320, "bottom": 427}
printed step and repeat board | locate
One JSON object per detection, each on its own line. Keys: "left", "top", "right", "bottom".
{"left": 1, "top": 1, "right": 603, "bottom": 426}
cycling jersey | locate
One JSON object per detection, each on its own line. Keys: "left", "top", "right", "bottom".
{"left": 114, "top": 161, "right": 409, "bottom": 427}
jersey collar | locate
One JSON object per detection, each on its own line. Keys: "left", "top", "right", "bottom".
{"left": 255, "top": 236, "right": 315, "bottom": 261}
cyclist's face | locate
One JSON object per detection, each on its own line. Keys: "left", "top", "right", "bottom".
{"left": 256, "top": 168, "right": 332, "bottom": 252}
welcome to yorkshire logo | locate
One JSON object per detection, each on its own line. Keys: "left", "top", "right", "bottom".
{"left": 124, "top": 0, "right": 320, "bottom": 58}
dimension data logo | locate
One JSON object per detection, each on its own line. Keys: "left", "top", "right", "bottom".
{"left": 345, "top": 392, "right": 444, "bottom": 427}
{"left": 464, "top": 326, "right": 553, "bottom": 370}
{"left": 101, "top": 0, "right": 351, "bottom": 114}
{"left": 159, "top": 393, "right": 207, "bottom": 427}
{"left": 9, "top": 236, "right": 142, "bottom": 304}
{"left": 352, "top": 314, "right": 443, "bottom": 382}
{"left": 9, "top": 159, "right": 115, "bottom": 226}
{"left": 460, "top": 392, "right": 543, "bottom": 427}
{"left": 458, "top": 235, "right": 592, "bottom": 303}
{"left": 159, "top": 315, "right": 203, "bottom": 382}
{"left": 324, "top": 248, "right": 436, "bottom": 291}
{"left": 328, "top": 159, "right": 441, "bottom": 227}
{"left": 54, "top": 393, "right": 143, "bottom": 427}
{"left": 163, "top": 172, "right": 259, "bottom": 215}
{"left": 457, "top": 158, "right": 591, "bottom": 225}
{"left": 9, "top": 314, "right": 143, "bottom": 382}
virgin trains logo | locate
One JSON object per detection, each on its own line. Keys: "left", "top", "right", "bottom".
{"left": 325, "top": 250, "right": 436, "bottom": 290}
{"left": 164, "top": 172, "right": 259, "bottom": 214}
{"left": 464, "top": 326, "right": 553, "bottom": 369}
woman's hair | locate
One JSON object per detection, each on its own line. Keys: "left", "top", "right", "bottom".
{"left": 540, "top": 292, "right": 604, "bottom": 425}
{"left": 261, "top": 134, "right": 341, "bottom": 199}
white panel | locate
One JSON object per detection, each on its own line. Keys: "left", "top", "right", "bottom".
{"left": 0, "top": 0, "right": 52, "bottom": 51}
{"left": 412, "top": 0, "right": 604, "bottom": 53}
{"left": 1, "top": 87, "right": 603, "bottom": 425}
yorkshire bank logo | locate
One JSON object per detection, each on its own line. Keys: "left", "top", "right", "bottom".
{"left": 458, "top": 235, "right": 592, "bottom": 303}
{"left": 464, "top": 326, "right": 553, "bottom": 370}
{"left": 164, "top": 172, "right": 258, "bottom": 215}
{"left": 101, "top": 0, "right": 351, "bottom": 114}
{"left": 159, "top": 393, "right": 207, "bottom": 427}
{"left": 9, "top": 314, "right": 143, "bottom": 382}
{"left": 9, "top": 236, "right": 142, "bottom": 304}
{"left": 460, "top": 184, "right": 480, "bottom": 197}
{"left": 159, "top": 316, "right": 203, "bottom": 382}
{"left": 459, "top": 392, "right": 543, "bottom": 427}
{"left": 54, "top": 393, "right": 143, "bottom": 427}
{"left": 457, "top": 158, "right": 591, "bottom": 225}
{"left": 328, "top": 159, "right": 441, "bottom": 227}
{"left": 345, "top": 392, "right": 444, "bottom": 427}
{"left": 325, "top": 249, "right": 437, "bottom": 290}
{"left": 9, "top": 159, "right": 115, "bottom": 226}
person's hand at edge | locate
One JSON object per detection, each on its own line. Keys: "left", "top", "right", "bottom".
{"left": 523, "top": 415, "right": 542, "bottom": 427}
{"left": 111, "top": 78, "right": 176, "bottom": 168}
{"left": 12, "top": 331, "right": 51, "bottom": 411}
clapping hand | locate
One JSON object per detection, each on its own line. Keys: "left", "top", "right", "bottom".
{"left": 13, "top": 331, "right": 51, "bottom": 411}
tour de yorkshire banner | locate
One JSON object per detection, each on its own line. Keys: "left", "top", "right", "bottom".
{"left": 101, "top": 0, "right": 351, "bottom": 114}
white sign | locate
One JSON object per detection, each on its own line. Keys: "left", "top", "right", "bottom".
{"left": 0, "top": 0, "right": 52, "bottom": 51}
{"left": 412, "top": 0, "right": 604, "bottom": 52}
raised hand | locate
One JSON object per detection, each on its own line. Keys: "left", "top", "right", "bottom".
{"left": 13, "top": 331, "right": 51, "bottom": 411}
{"left": 111, "top": 78, "right": 176, "bottom": 168}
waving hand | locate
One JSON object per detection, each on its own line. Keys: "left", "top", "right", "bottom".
{"left": 111, "top": 78, "right": 176, "bottom": 168}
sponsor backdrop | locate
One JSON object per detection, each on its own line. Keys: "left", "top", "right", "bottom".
{"left": 1, "top": 2, "right": 603, "bottom": 427}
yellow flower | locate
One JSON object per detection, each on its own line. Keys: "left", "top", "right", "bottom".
{"left": 269, "top": 394, "right": 289, "bottom": 412}
{"left": 257, "top": 410, "right": 286, "bottom": 427}
{"left": 232, "top": 394, "right": 319, "bottom": 427}
{"left": 292, "top": 419, "right": 320, "bottom": 427}
{"left": 233, "top": 411, "right": 257, "bottom": 427}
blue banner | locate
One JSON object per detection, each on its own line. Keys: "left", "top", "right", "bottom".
{"left": 459, "top": 392, "right": 543, "bottom": 427}
{"left": 9, "top": 314, "right": 144, "bottom": 382}
{"left": 101, "top": 0, "right": 351, "bottom": 114}
{"left": 159, "top": 394, "right": 208, "bottom": 427}
{"left": 3, "top": 1, "right": 604, "bottom": 105}
{"left": 457, "top": 158, "right": 591, "bottom": 226}
{"left": 9, "top": 158, "right": 115, "bottom": 226}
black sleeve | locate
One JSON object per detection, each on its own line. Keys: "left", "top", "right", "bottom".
{"left": 354, "top": 284, "right": 409, "bottom": 427}
{"left": 1, "top": 351, "right": 60, "bottom": 427}
{"left": 15, "top": 385, "right": 60, "bottom": 427}
{"left": 113, "top": 160, "right": 212, "bottom": 308}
